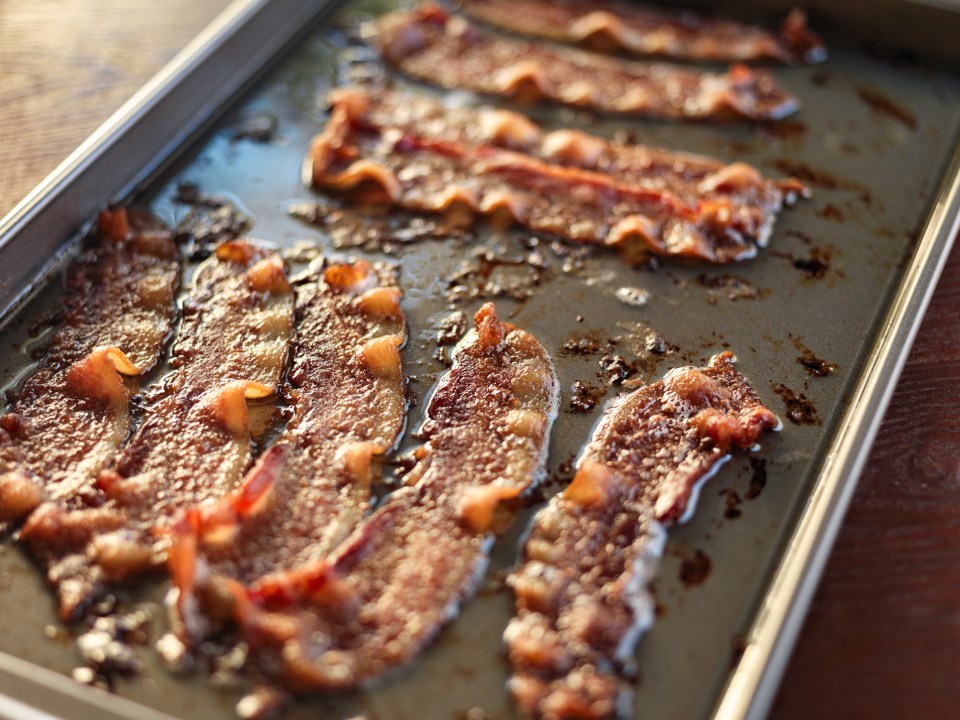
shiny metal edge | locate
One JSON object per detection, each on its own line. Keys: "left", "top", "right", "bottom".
{"left": 0, "top": 0, "right": 331, "bottom": 322}
{"left": 0, "top": 651, "right": 177, "bottom": 720}
{"left": 714, "top": 140, "right": 960, "bottom": 720}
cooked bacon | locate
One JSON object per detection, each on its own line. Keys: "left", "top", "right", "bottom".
{"left": 311, "top": 88, "right": 805, "bottom": 263}
{"left": 19, "top": 240, "right": 294, "bottom": 620}
{"left": 506, "top": 352, "right": 778, "bottom": 719}
{"left": 374, "top": 5, "right": 799, "bottom": 122}
{"left": 166, "top": 260, "right": 407, "bottom": 642}
{"left": 0, "top": 210, "right": 178, "bottom": 531}
{"left": 459, "top": 0, "right": 826, "bottom": 65}
{"left": 221, "top": 304, "right": 558, "bottom": 692}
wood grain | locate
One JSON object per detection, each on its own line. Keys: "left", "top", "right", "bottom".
{"left": 771, "top": 241, "right": 960, "bottom": 719}
{"left": 0, "top": 0, "right": 231, "bottom": 217}
{"left": 1, "top": 2, "right": 959, "bottom": 719}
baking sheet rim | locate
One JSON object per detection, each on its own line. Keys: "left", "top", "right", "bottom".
{"left": 1, "top": 0, "right": 960, "bottom": 718}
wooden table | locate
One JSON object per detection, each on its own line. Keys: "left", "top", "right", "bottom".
{"left": 2, "top": 2, "right": 959, "bottom": 718}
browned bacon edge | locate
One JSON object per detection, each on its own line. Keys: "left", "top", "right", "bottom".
{"left": 310, "top": 88, "right": 806, "bottom": 263}
{"left": 202, "top": 304, "right": 558, "bottom": 701}
{"left": 19, "top": 240, "right": 294, "bottom": 621}
{"left": 374, "top": 4, "right": 800, "bottom": 122}
{"left": 506, "top": 352, "right": 779, "bottom": 719}
{"left": 165, "top": 259, "right": 407, "bottom": 645}
{"left": 0, "top": 209, "right": 178, "bottom": 535}
{"left": 458, "top": 0, "right": 827, "bottom": 65}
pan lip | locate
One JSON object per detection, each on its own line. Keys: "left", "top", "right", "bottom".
{"left": 712, "top": 137, "right": 960, "bottom": 720}
{"left": 1, "top": 1, "right": 960, "bottom": 719}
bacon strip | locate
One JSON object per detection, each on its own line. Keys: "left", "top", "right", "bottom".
{"left": 166, "top": 259, "right": 407, "bottom": 642}
{"left": 311, "top": 88, "right": 805, "bottom": 263}
{"left": 0, "top": 210, "right": 178, "bottom": 532}
{"left": 506, "top": 352, "right": 778, "bottom": 719}
{"left": 20, "top": 241, "right": 294, "bottom": 620}
{"left": 224, "top": 304, "right": 558, "bottom": 691}
{"left": 374, "top": 5, "right": 799, "bottom": 122}
{"left": 459, "top": 0, "right": 826, "bottom": 65}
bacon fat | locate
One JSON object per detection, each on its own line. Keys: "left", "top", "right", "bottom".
{"left": 507, "top": 352, "right": 778, "bottom": 718}
{"left": 310, "top": 87, "right": 807, "bottom": 263}
{"left": 166, "top": 259, "right": 407, "bottom": 643}
{"left": 374, "top": 4, "right": 800, "bottom": 122}
{"left": 0, "top": 210, "right": 178, "bottom": 532}
{"left": 19, "top": 240, "right": 294, "bottom": 620}
{"left": 458, "top": 0, "right": 826, "bottom": 65}
{"left": 226, "top": 304, "right": 559, "bottom": 692}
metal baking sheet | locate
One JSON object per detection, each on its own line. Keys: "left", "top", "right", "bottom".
{"left": 1, "top": 1, "right": 960, "bottom": 719}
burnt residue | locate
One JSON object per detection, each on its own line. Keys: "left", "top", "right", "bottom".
{"left": 755, "top": 120, "right": 807, "bottom": 141}
{"left": 772, "top": 383, "right": 821, "bottom": 425}
{"left": 599, "top": 353, "right": 637, "bottom": 386}
{"left": 617, "top": 321, "right": 678, "bottom": 377}
{"left": 73, "top": 602, "right": 154, "bottom": 690}
{"left": 857, "top": 87, "right": 918, "bottom": 130}
{"left": 791, "top": 335, "right": 838, "bottom": 377}
{"left": 548, "top": 240, "right": 594, "bottom": 274}
{"left": 173, "top": 184, "right": 250, "bottom": 257}
{"left": 678, "top": 549, "right": 712, "bottom": 587}
{"left": 445, "top": 246, "right": 547, "bottom": 302}
{"left": 568, "top": 381, "right": 606, "bottom": 414}
{"left": 231, "top": 113, "right": 279, "bottom": 143}
{"left": 560, "top": 331, "right": 604, "bottom": 357}
{"left": 773, "top": 245, "right": 833, "bottom": 280}
{"left": 817, "top": 204, "right": 844, "bottom": 222}
{"left": 771, "top": 160, "right": 861, "bottom": 192}
{"left": 289, "top": 200, "right": 472, "bottom": 254}
{"left": 697, "top": 274, "right": 762, "bottom": 302}
{"left": 434, "top": 311, "right": 467, "bottom": 346}
{"left": 730, "top": 636, "right": 749, "bottom": 669}
{"left": 746, "top": 457, "right": 767, "bottom": 500}
{"left": 720, "top": 488, "right": 743, "bottom": 519}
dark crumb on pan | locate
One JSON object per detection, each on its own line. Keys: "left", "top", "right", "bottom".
{"left": 720, "top": 488, "right": 743, "bottom": 519}
{"left": 771, "top": 160, "right": 861, "bottom": 192}
{"left": 434, "top": 311, "right": 467, "bottom": 346}
{"left": 746, "top": 458, "right": 768, "bottom": 500}
{"left": 432, "top": 347, "right": 453, "bottom": 367}
{"left": 599, "top": 353, "right": 637, "bottom": 386}
{"left": 791, "top": 335, "right": 838, "bottom": 377}
{"left": 568, "top": 380, "right": 606, "bottom": 414}
{"left": 560, "top": 331, "right": 604, "bottom": 357}
{"left": 816, "top": 204, "right": 844, "bottom": 222}
{"left": 231, "top": 113, "right": 280, "bottom": 143}
{"left": 678, "top": 549, "right": 712, "bottom": 587}
{"left": 445, "top": 246, "right": 547, "bottom": 302}
{"left": 173, "top": 184, "right": 250, "bottom": 256}
{"left": 28, "top": 310, "right": 62, "bottom": 337}
{"left": 773, "top": 245, "right": 833, "bottom": 280}
{"left": 772, "top": 383, "right": 821, "bottom": 425}
{"left": 289, "top": 200, "right": 472, "bottom": 254}
{"left": 697, "top": 274, "right": 763, "bottom": 301}
{"left": 73, "top": 600, "right": 154, "bottom": 689}
{"left": 755, "top": 120, "right": 807, "bottom": 140}
{"left": 856, "top": 87, "right": 918, "bottom": 130}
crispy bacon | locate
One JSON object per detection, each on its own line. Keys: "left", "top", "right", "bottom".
{"left": 19, "top": 241, "right": 294, "bottom": 620}
{"left": 166, "top": 260, "right": 407, "bottom": 642}
{"left": 311, "top": 88, "right": 806, "bottom": 263}
{"left": 506, "top": 352, "right": 778, "bottom": 719}
{"left": 374, "top": 4, "right": 799, "bottom": 122}
{"left": 0, "top": 210, "right": 178, "bottom": 531}
{"left": 224, "top": 304, "right": 558, "bottom": 692}
{"left": 459, "top": 0, "right": 826, "bottom": 65}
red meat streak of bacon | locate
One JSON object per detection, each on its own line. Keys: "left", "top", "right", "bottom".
{"left": 19, "top": 240, "right": 294, "bottom": 620}
{"left": 374, "top": 4, "right": 800, "bottom": 122}
{"left": 0, "top": 209, "right": 178, "bottom": 534}
{"left": 208, "top": 304, "right": 559, "bottom": 697}
{"left": 166, "top": 259, "right": 407, "bottom": 644}
{"left": 506, "top": 352, "right": 779, "bottom": 719}
{"left": 458, "top": 0, "right": 826, "bottom": 65}
{"left": 310, "top": 87, "right": 807, "bottom": 263}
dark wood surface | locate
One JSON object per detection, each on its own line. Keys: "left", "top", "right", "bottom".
{"left": 2, "top": 2, "right": 959, "bottom": 719}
